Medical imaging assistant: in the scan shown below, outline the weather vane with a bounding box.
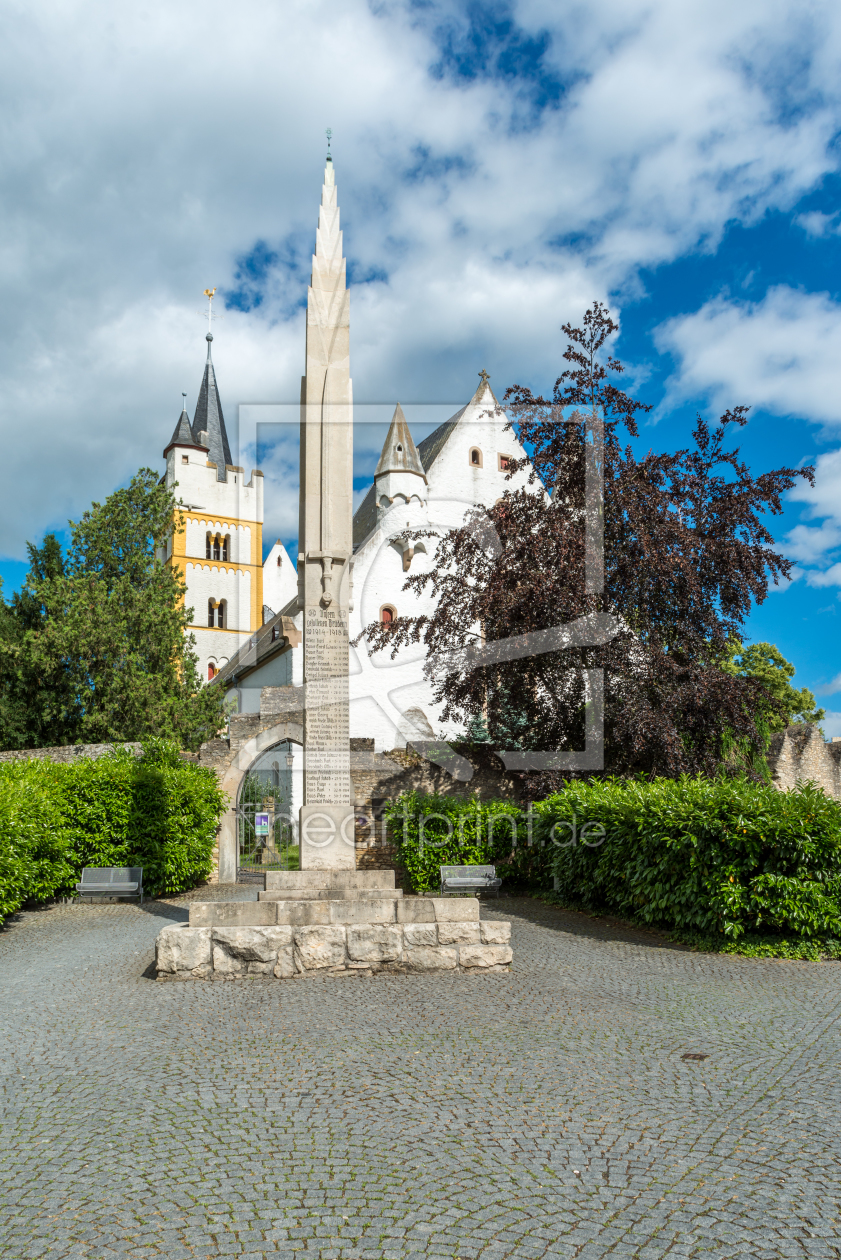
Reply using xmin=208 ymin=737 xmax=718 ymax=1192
xmin=199 ymin=287 xmax=223 ymax=334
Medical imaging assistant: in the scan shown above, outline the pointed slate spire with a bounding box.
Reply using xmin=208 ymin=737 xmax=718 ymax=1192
xmin=191 ymin=333 xmax=232 ymax=480
xmin=375 ymin=403 xmax=427 ymax=480
xmin=163 ymin=399 xmax=203 ymax=457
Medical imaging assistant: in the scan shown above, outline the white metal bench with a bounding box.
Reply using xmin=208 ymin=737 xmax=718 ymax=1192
xmin=439 ymin=864 xmax=502 ymax=898
xmin=75 ymin=867 xmax=144 ymax=904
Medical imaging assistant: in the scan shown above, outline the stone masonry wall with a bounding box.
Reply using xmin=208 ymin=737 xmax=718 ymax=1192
xmin=766 ymin=724 xmax=841 ymax=799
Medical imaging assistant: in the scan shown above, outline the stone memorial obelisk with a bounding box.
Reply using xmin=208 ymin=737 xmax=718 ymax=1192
xmin=298 ymin=142 xmax=355 ymax=870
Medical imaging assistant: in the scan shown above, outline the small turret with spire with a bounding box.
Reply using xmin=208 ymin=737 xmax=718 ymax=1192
xmin=374 ymin=403 xmax=427 ymax=510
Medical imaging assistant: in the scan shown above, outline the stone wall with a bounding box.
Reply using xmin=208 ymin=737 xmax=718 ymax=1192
xmin=766 ymin=724 xmax=841 ymax=799
xmin=0 ymin=742 xmax=142 ymax=764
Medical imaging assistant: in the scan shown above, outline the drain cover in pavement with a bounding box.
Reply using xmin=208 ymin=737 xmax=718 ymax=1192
xmin=681 ymin=1052 xmax=709 ymax=1060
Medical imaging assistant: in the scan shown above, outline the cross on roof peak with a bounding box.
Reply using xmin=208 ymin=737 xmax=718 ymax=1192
xmin=478 ymin=368 xmax=490 ymax=385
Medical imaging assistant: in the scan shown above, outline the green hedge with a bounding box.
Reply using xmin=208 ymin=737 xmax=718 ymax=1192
xmin=386 ymin=779 xmax=841 ymax=948
xmin=536 ymin=776 xmax=841 ymax=940
xmin=0 ymin=740 xmax=226 ymax=920
xmin=384 ymin=792 xmax=551 ymax=892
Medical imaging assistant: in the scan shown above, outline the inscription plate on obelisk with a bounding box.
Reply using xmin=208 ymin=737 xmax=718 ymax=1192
xmin=298 ymin=143 xmax=355 ymax=870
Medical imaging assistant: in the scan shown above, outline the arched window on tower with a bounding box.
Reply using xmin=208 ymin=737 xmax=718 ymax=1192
xmin=380 ymin=605 xmax=396 ymax=626
xmin=207 ymin=662 xmax=217 ymax=681
xmin=206 ymin=532 xmax=212 ymax=560
xmin=470 ymin=447 xmax=483 ymax=467
xmin=222 ymin=534 xmax=230 ymax=562
xmin=217 ymin=600 xmax=226 ymax=630
xmin=212 ymin=535 xmax=221 ymax=562
xmin=207 ymin=600 xmax=215 ymax=627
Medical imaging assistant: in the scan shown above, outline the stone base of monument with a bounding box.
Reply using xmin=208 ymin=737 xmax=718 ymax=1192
xmin=155 ymin=870 xmax=513 ymax=980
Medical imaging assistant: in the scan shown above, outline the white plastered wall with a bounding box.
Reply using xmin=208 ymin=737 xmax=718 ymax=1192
xmin=186 ymin=518 xmax=252 ymax=565
xmin=262 ymin=541 xmax=299 ymax=616
xmin=186 ymin=563 xmax=252 ymax=631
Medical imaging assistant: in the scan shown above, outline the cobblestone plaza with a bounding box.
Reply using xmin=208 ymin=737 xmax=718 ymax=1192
xmin=1 ymin=891 xmax=839 ymax=1259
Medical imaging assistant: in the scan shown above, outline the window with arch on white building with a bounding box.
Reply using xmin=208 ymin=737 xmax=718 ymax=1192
xmin=469 ymin=447 xmax=483 ymax=467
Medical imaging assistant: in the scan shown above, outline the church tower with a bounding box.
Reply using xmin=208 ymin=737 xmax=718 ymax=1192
xmin=163 ymin=312 xmax=264 ymax=682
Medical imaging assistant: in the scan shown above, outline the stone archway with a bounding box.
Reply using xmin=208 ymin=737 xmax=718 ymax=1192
xmin=216 ymin=720 xmax=304 ymax=882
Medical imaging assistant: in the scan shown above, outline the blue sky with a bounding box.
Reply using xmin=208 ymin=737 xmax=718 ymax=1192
xmin=1 ymin=0 xmax=841 ymax=727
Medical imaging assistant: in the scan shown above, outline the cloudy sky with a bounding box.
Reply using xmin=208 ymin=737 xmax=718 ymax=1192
xmin=2 ymin=0 xmax=841 ymax=726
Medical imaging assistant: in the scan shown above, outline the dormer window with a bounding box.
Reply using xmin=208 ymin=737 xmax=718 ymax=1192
xmin=470 ymin=448 xmax=483 ymax=467
xmin=498 ymin=454 xmax=511 ymax=471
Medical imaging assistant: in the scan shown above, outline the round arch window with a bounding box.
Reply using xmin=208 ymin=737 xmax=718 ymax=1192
xmin=469 ymin=447 xmax=483 ymax=467
xmin=380 ymin=605 xmax=396 ymax=625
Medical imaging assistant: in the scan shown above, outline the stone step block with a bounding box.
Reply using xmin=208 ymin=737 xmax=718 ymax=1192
xmin=328 ymin=898 xmax=397 ymax=924
xmin=396 ymin=896 xmax=480 ymax=924
xmin=263 ymin=869 xmax=395 ymax=891
xmin=258 ymin=888 xmax=403 ymax=902
xmin=189 ymin=901 xmax=277 ymax=928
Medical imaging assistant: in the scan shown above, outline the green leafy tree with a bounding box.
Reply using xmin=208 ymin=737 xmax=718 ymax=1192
xmin=0 ymin=469 xmax=225 ymax=751
xmin=722 ymin=641 xmax=824 ymax=731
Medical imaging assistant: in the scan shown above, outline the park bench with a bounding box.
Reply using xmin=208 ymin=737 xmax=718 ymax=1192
xmin=439 ymin=864 xmax=502 ymax=898
xmin=75 ymin=867 xmax=144 ymax=904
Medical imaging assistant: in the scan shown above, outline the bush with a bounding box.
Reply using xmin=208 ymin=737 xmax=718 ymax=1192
xmin=0 ymin=740 xmax=226 ymax=919
xmin=384 ymin=792 xmax=550 ymax=892
xmin=536 ymin=776 xmax=841 ymax=941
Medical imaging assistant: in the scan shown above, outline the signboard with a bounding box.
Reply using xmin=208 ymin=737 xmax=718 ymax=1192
xmin=255 ymin=812 xmax=270 ymax=836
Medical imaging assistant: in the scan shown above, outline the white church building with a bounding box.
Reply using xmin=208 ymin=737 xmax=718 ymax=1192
xmin=162 ymin=152 xmax=532 ymax=764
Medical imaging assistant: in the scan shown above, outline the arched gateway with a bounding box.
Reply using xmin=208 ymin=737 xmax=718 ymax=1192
xmin=216 ymin=721 xmax=304 ymax=882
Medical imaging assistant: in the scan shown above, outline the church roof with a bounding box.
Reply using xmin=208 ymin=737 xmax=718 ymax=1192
xmin=353 ymin=483 xmax=377 ymax=550
xmin=351 ymin=377 xmax=503 ymax=551
xmin=163 ymin=406 xmax=201 ymax=456
xmin=375 ymin=403 xmax=427 ymax=479
xmin=415 ymin=406 xmax=466 ymax=472
xmin=191 ymin=333 xmax=232 ymax=480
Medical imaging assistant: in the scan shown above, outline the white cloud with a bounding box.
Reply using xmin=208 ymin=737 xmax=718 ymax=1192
xmin=819 ymin=711 xmax=841 ymax=739
xmin=796 ymin=210 xmax=841 ymax=237
xmin=784 ymin=519 xmax=841 ymax=564
xmin=655 ymin=287 xmax=841 ymax=427
xmin=803 ymin=563 xmax=841 ymax=587
xmin=2 ymin=0 xmax=841 ymax=556
xmin=822 ymin=673 xmax=841 ymax=694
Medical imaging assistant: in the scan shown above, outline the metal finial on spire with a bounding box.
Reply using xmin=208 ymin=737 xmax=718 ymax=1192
xmin=325 ymin=127 xmax=332 ymax=158
xmin=203 ymin=288 xmax=216 ymax=335
xmin=182 ymin=391 xmax=187 ymax=412
xmin=479 ymin=368 xmax=490 ymax=386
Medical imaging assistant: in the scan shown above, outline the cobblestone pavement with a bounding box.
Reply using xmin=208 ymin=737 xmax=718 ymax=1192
xmin=1 ymin=891 xmax=839 ymax=1260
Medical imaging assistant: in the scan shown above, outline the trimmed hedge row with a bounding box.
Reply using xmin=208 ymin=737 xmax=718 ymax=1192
xmin=386 ymin=777 xmax=841 ymax=943
xmin=538 ymin=776 xmax=841 ymax=940
xmin=0 ymin=740 xmax=226 ymax=920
